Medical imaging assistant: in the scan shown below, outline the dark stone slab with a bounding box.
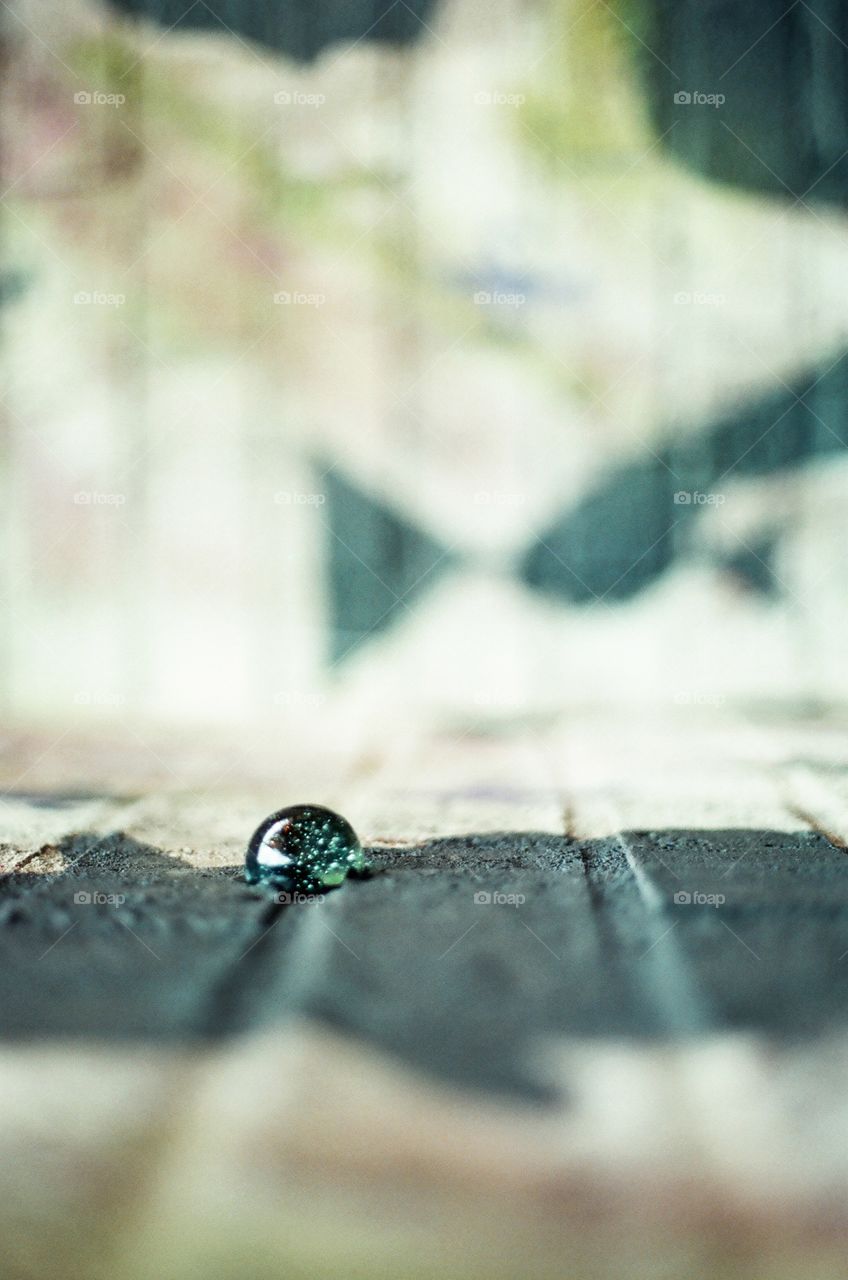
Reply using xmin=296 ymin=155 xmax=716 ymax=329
xmin=3 ymin=827 xmax=848 ymax=1100
xmin=264 ymin=835 xmax=623 ymax=1100
xmin=610 ymin=827 xmax=848 ymax=1036
xmin=0 ymin=834 xmax=269 ymax=1041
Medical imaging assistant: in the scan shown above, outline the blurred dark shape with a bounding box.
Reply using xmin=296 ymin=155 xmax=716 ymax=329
xmin=718 ymin=533 xmax=782 ymax=597
xmin=95 ymin=0 xmax=848 ymax=626
xmin=524 ymin=455 xmax=680 ymax=603
xmin=324 ymin=467 xmax=454 ymax=663
xmin=0 ymin=271 xmax=30 ymax=307
xmin=324 ymin=350 xmax=848 ymax=648
xmin=641 ymin=0 xmax=848 ymax=204
xmin=521 ymin=349 xmax=848 ymax=603
xmin=107 ymin=0 xmax=438 ymax=61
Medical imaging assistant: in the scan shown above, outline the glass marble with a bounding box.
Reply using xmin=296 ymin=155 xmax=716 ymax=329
xmin=244 ymin=804 xmax=369 ymax=894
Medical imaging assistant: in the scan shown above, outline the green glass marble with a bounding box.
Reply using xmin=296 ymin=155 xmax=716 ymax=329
xmin=244 ymin=804 xmax=368 ymax=895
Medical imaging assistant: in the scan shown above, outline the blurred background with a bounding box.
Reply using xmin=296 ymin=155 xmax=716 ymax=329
xmin=3 ymin=0 xmax=848 ymax=753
